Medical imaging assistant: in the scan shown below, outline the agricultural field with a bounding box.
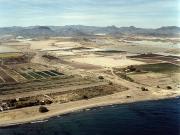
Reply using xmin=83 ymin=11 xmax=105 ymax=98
xmin=129 ymin=54 xmax=180 ymax=65
xmin=0 ymin=53 xmax=23 ymax=59
xmin=0 ymin=35 xmax=179 ymax=113
xmin=131 ymin=63 xmax=180 ymax=74
xmin=126 ymin=63 xmax=180 ymax=90
xmin=0 ymin=63 xmax=65 ymax=84
xmin=0 ymin=69 xmax=16 ymax=83
xmin=0 ymin=61 xmax=109 ymax=104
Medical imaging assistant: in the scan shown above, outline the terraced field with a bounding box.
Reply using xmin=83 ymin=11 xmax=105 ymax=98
xmin=0 ymin=74 xmax=103 ymax=97
xmin=126 ymin=63 xmax=180 ymax=89
xmin=0 ymin=63 xmax=105 ymax=98
xmin=132 ymin=63 xmax=180 ymax=74
xmin=0 ymin=65 xmax=26 ymax=82
xmin=0 ymin=78 xmax=4 ymax=83
xmin=0 ymin=62 xmax=111 ymax=111
xmin=0 ymin=53 xmax=23 ymax=59
xmin=0 ymin=69 xmax=16 ymax=83
xmin=0 ymin=64 xmax=65 ymax=84
xmin=129 ymin=54 xmax=180 ymax=65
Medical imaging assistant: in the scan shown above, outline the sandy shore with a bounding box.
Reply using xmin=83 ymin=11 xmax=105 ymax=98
xmin=0 ymin=87 xmax=179 ymax=127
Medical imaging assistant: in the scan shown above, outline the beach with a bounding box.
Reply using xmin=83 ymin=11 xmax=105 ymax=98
xmin=0 ymin=85 xmax=179 ymax=127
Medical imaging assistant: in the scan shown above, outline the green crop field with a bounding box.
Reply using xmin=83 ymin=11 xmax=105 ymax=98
xmin=0 ymin=53 xmax=23 ymax=58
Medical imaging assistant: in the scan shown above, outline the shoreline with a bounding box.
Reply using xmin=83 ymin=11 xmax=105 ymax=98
xmin=0 ymin=88 xmax=179 ymax=128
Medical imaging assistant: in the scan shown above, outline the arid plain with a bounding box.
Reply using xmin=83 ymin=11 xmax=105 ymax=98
xmin=0 ymin=35 xmax=179 ymax=126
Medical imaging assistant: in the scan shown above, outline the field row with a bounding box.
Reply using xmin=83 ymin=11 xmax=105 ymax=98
xmin=0 ymin=75 xmax=100 ymax=95
xmin=0 ymin=65 xmax=65 ymax=84
xmin=20 ymin=70 xmax=64 ymax=80
xmin=0 ymin=69 xmax=16 ymax=83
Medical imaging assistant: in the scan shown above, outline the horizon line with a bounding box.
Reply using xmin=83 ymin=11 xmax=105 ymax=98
xmin=0 ymin=25 xmax=179 ymax=29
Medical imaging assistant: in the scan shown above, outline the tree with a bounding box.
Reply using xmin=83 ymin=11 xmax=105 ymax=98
xmin=83 ymin=95 xmax=88 ymax=100
xmin=98 ymin=76 xmax=104 ymax=80
xmin=141 ymin=87 xmax=148 ymax=91
xmin=167 ymin=86 xmax=172 ymax=89
xmin=39 ymin=106 xmax=49 ymax=113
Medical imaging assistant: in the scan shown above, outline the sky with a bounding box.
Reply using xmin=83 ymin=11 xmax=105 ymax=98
xmin=0 ymin=0 xmax=179 ymax=28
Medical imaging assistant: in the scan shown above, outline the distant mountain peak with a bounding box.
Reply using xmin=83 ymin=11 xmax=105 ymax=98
xmin=129 ymin=26 xmax=136 ymax=29
xmin=106 ymin=25 xmax=118 ymax=29
xmin=34 ymin=26 xmax=52 ymax=30
xmin=0 ymin=25 xmax=179 ymax=37
xmin=157 ymin=26 xmax=180 ymax=30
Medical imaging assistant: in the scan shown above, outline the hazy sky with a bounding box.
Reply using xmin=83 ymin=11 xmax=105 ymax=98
xmin=0 ymin=0 xmax=179 ymax=28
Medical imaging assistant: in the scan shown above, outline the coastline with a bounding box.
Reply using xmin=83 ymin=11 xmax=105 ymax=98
xmin=0 ymin=88 xmax=179 ymax=127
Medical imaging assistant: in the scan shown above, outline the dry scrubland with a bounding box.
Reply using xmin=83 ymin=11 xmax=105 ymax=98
xmin=0 ymin=36 xmax=179 ymax=126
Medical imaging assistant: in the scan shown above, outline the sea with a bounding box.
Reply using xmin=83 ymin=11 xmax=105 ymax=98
xmin=0 ymin=97 xmax=179 ymax=135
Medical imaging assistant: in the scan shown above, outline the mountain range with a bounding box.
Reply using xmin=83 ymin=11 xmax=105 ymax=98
xmin=0 ymin=25 xmax=179 ymax=38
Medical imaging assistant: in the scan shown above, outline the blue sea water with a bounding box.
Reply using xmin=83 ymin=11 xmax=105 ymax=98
xmin=0 ymin=98 xmax=179 ymax=135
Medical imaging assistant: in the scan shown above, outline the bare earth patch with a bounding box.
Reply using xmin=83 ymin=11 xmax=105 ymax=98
xmin=71 ymin=56 xmax=145 ymax=68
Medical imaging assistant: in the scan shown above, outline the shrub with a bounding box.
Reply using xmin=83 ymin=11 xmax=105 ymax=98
xmin=126 ymin=96 xmax=131 ymax=98
xmin=141 ymin=87 xmax=148 ymax=91
xmin=141 ymin=87 xmax=145 ymax=91
xmin=39 ymin=106 xmax=49 ymax=113
xmin=167 ymin=86 xmax=172 ymax=89
xmin=98 ymin=76 xmax=104 ymax=80
xmin=136 ymin=69 xmax=141 ymax=73
xmin=83 ymin=95 xmax=88 ymax=100
xmin=119 ymin=73 xmax=134 ymax=82
xmin=40 ymin=100 xmax=52 ymax=105
xmin=127 ymin=65 xmax=136 ymax=72
xmin=109 ymin=82 xmax=113 ymax=85
xmin=44 ymin=100 xmax=53 ymax=104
